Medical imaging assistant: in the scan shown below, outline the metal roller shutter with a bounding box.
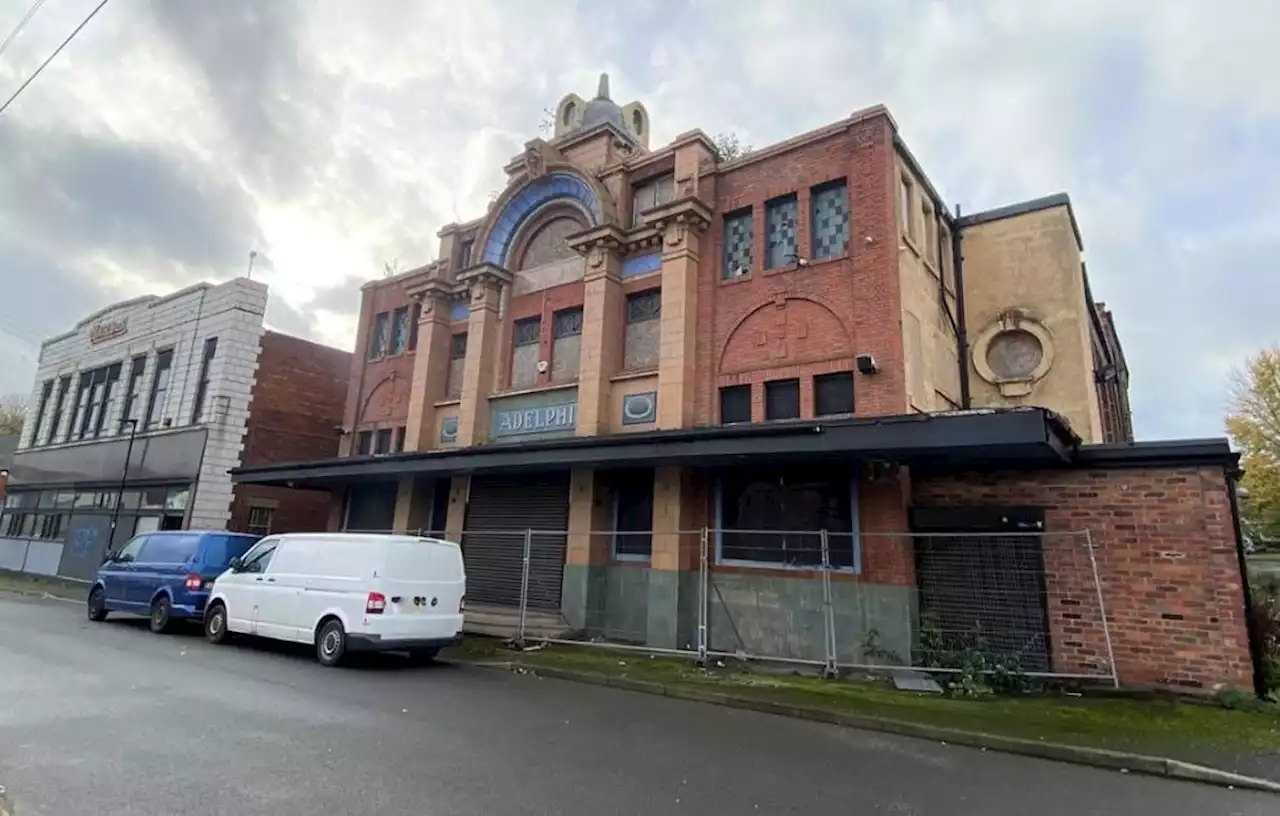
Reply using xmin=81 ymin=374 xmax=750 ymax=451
xmin=462 ymin=474 xmax=570 ymax=610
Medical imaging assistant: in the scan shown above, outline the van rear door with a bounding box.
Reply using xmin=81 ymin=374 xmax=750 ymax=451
xmin=376 ymin=538 xmax=466 ymax=640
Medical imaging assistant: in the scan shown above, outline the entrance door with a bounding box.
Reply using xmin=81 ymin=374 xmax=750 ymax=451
xmin=910 ymin=507 xmax=1052 ymax=673
xmin=462 ymin=474 xmax=569 ymax=609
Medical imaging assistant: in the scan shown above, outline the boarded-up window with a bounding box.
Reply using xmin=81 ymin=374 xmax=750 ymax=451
xmin=624 ymin=289 xmax=661 ymax=370
xmin=904 ymin=311 xmax=927 ymax=409
xmin=631 ymin=174 xmax=674 ymax=227
xmin=446 ymin=333 xmax=467 ymax=398
xmin=551 ymin=307 xmax=583 ymax=383
xmin=511 ymin=317 xmax=541 ymax=389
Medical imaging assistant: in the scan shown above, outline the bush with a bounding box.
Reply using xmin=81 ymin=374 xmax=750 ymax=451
xmin=1251 ymin=577 xmax=1280 ymax=692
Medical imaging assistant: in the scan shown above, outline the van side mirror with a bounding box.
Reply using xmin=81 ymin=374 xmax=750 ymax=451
xmin=228 ymin=556 xmax=243 ymax=572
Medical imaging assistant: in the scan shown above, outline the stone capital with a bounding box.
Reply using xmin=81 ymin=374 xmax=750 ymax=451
xmin=456 ymin=262 xmax=513 ymax=290
xmin=404 ymin=278 xmax=460 ymax=309
xmin=641 ymin=196 xmax=712 ymax=251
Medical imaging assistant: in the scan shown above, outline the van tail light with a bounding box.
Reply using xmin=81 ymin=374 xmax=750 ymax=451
xmin=184 ymin=574 xmax=202 ymax=591
xmin=366 ymin=592 xmax=387 ymax=615
xmin=459 ymin=594 xmax=466 ymax=613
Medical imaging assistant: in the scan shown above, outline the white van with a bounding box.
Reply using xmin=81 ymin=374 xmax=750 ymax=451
xmin=204 ymin=533 xmax=466 ymax=666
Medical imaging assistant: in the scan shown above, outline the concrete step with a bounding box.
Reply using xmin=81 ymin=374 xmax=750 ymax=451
xmin=464 ymin=603 xmax=571 ymax=640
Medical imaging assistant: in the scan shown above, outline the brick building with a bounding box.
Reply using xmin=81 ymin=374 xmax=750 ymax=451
xmin=0 ymin=278 xmax=350 ymax=581
xmin=236 ymin=76 xmax=1257 ymax=693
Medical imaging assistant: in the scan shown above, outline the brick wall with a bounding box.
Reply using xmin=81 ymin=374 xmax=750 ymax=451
xmin=913 ymin=465 xmax=1253 ymax=692
xmin=229 ymin=331 xmax=351 ymax=534
xmin=695 ymin=114 xmax=905 ymax=427
xmin=343 ymin=273 xmax=430 ymax=450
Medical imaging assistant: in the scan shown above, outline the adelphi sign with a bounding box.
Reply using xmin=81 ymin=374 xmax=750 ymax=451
xmin=89 ymin=318 xmax=128 ymax=344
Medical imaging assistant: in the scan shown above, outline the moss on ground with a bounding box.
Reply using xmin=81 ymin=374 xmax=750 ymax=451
xmin=443 ymin=637 xmax=1280 ymax=774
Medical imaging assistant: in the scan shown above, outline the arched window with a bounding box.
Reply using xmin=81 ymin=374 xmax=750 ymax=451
xmin=516 ymin=216 xmax=583 ymax=270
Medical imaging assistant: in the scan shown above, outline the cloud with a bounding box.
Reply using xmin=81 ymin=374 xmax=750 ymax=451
xmin=0 ymin=0 xmax=1275 ymax=442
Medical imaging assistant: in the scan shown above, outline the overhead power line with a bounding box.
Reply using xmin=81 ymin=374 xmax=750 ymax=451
xmin=0 ymin=0 xmax=51 ymax=61
xmin=0 ymin=0 xmax=112 ymax=118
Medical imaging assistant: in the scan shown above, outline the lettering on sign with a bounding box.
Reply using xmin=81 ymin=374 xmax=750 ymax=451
xmin=492 ymin=402 xmax=577 ymax=438
xmin=89 ymin=318 xmax=128 ymax=344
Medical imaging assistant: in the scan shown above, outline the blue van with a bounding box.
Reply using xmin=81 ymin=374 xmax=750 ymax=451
xmin=87 ymin=530 xmax=261 ymax=633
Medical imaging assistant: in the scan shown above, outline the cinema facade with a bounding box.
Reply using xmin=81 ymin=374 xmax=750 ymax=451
xmin=235 ymin=76 xmax=1258 ymax=693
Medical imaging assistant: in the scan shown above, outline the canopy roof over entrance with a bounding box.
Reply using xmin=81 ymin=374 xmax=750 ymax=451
xmin=230 ymin=407 xmax=1238 ymax=491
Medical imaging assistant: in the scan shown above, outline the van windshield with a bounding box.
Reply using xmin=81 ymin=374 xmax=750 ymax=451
xmin=199 ymin=534 xmax=261 ymax=568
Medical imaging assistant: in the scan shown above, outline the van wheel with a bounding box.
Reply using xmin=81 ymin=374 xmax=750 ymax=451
xmin=149 ymin=596 xmax=172 ymax=634
xmin=87 ymin=587 xmax=108 ymax=622
xmin=205 ymin=602 xmax=230 ymax=645
xmin=316 ymin=619 xmax=347 ymax=667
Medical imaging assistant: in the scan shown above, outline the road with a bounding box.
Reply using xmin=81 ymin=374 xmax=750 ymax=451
xmin=0 ymin=594 xmax=1272 ymax=816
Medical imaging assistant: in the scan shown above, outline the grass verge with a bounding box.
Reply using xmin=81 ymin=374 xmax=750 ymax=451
xmin=0 ymin=569 xmax=88 ymax=601
xmin=443 ymin=637 xmax=1280 ymax=779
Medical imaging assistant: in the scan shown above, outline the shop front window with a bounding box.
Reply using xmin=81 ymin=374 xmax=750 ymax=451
xmin=717 ymin=468 xmax=858 ymax=570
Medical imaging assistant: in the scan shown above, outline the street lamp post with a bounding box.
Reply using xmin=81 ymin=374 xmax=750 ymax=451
xmin=108 ymin=419 xmax=139 ymax=552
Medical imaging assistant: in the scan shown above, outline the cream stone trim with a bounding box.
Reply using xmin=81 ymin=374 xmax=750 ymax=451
xmin=972 ymin=310 xmax=1055 ymax=398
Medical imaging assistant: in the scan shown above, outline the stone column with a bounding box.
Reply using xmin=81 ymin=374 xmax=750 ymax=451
xmin=647 ymin=466 xmax=705 ymax=648
xmin=454 ymin=264 xmax=512 ymax=447
xmin=392 ymin=477 xmax=434 ymax=533
xmin=403 ymin=282 xmax=457 ymax=452
xmin=444 ymin=475 xmax=469 ymax=542
xmin=562 ymin=469 xmax=614 ymax=631
xmin=570 ymin=229 xmax=626 ymax=436
xmin=644 ymin=201 xmax=711 ymax=430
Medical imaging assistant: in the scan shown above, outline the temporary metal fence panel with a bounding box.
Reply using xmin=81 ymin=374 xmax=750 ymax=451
xmin=502 ymin=526 xmax=1117 ymax=686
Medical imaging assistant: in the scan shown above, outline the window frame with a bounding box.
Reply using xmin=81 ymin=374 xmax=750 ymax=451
xmin=713 ymin=475 xmax=862 ymax=573
xmin=120 ymin=355 xmax=147 ymax=432
xmin=29 ymin=380 xmax=53 ymax=448
xmin=246 ymin=505 xmax=273 ymax=536
xmin=374 ymin=428 xmax=393 ymax=455
xmin=356 ymin=430 xmax=373 ymax=456
xmin=764 ymin=378 xmax=801 ymax=421
xmin=764 ymin=193 xmax=799 ymax=270
xmin=814 ymin=371 xmax=855 ymax=417
xmin=144 ymin=348 xmax=175 ymax=430
xmin=190 ymin=337 xmax=219 ymax=423
xmin=623 ymin=288 xmax=662 ymax=371
xmin=809 ymin=178 xmax=850 ymax=261
xmin=390 ymin=307 xmax=410 ymax=356
xmin=46 ymin=375 xmax=71 ymax=446
xmin=899 ymin=175 xmax=916 ymax=241
xmin=721 ymin=207 xmax=754 ymax=281
xmin=719 ymin=384 xmax=752 ymax=425
xmin=612 ymin=470 xmax=655 ymax=562
xmin=630 ymin=173 xmax=675 ymax=228
xmin=367 ymin=312 xmax=391 ymax=361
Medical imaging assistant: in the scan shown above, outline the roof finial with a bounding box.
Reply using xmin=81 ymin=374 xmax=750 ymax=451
xmin=596 ymin=72 xmax=610 ymax=100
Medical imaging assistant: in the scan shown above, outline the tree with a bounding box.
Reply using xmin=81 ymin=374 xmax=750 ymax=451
xmin=0 ymin=394 xmax=25 ymax=437
xmin=1227 ymin=349 xmax=1280 ymax=545
xmin=711 ymin=131 xmax=752 ymax=162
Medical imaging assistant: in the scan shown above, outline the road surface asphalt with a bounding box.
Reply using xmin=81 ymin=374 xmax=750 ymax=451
xmin=0 ymin=592 xmax=1273 ymax=815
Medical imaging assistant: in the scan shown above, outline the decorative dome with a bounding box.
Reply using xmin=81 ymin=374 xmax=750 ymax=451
xmin=552 ymin=72 xmax=650 ymax=149
xmin=580 ymin=74 xmax=627 ymax=132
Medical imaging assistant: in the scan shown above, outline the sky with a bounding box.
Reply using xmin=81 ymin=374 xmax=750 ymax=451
xmin=0 ymin=0 xmax=1276 ymax=441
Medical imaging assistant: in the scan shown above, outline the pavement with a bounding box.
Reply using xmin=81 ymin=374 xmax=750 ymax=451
xmin=0 ymin=595 xmax=1274 ymax=816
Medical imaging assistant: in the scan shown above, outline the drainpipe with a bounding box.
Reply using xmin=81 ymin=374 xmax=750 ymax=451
xmin=952 ymin=204 xmax=971 ymax=408
xmin=1227 ymin=467 xmax=1269 ymax=698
